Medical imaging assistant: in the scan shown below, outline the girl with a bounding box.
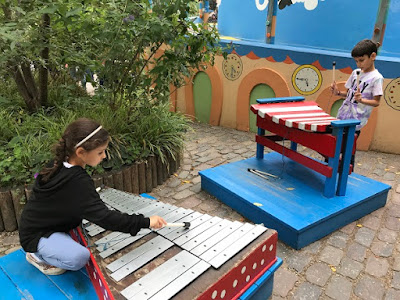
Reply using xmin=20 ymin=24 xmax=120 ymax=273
xmin=19 ymin=118 xmax=166 ymax=275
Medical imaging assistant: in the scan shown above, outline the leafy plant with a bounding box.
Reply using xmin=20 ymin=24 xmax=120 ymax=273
xmin=0 ymin=0 xmax=218 ymax=188
xmin=1 ymin=0 xmax=220 ymax=112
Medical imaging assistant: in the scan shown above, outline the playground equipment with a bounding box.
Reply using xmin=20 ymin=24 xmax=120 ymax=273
xmin=176 ymin=0 xmax=400 ymax=154
xmin=195 ymin=0 xmax=393 ymax=249
xmin=0 ymin=190 xmax=281 ymax=299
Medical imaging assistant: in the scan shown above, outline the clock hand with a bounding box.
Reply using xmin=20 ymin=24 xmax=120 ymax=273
xmin=297 ymin=78 xmax=309 ymax=86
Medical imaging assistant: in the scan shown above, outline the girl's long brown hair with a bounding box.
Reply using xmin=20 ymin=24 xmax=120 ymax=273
xmin=39 ymin=118 xmax=109 ymax=182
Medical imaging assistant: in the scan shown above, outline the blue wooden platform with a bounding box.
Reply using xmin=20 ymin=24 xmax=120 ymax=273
xmin=199 ymin=152 xmax=391 ymax=249
xmin=0 ymin=248 xmax=97 ymax=300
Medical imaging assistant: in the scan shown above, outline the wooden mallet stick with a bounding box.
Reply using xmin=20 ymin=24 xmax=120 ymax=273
xmin=166 ymin=222 xmax=191 ymax=229
xmin=356 ymin=70 xmax=361 ymax=90
xmin=332 ymin=61 xmax=336 ymax=83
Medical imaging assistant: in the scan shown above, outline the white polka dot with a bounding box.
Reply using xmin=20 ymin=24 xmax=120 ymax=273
xmin=269 ymin=244 xmax=274 ymax=251
xmin=212 ymin=290 xmax=218 ymax=299
xmin=93 ymin=272 xmax=97 ymax=279
xmin=221 ymin=290 xmax=226 ymax=298
xmin=246 ymin=275 xmax=250 ymax=282
xmin=253 ymin=263 xmax=257 ymax=269
xmin=233 ymin=279 xmax=238 ymax=288
xmin=261 ymin=259 xmax=265 ymax=265
xmin=99 ymin=279 xmax=102 ymax=287
xmin=262 ymin=245 xmax=266 ymax=252
xmin=241 ymin=266 xmax=246 ymax=274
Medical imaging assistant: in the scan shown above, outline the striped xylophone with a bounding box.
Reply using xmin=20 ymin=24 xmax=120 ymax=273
xmin=251 ymin=96 xmax=360 ymax=198
xmin=255 ymin=100 xmax=337 ymax=132
xmin=72 ymin=188 xmax=279 ymax=300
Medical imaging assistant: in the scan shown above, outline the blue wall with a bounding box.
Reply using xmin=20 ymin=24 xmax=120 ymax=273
xmin=380 ymin=0 xmax=400 ymax=58
xmin=218 ymin=0 xmax=268 ymax=42
xmin=274 ymin=0 xmax=380 ymax=53
xmin=218 ymin=0 xmax=400 ymax=59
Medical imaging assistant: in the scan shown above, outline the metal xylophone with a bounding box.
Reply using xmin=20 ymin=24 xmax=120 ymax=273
xmin=73 ymin=188 xmax=278 ymax=300
xmin=251 ymin=96 xmax=360 ymax=198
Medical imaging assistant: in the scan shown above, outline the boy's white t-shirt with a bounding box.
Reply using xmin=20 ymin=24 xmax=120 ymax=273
xmin=336 ymin=68 xmax=383 ymax=130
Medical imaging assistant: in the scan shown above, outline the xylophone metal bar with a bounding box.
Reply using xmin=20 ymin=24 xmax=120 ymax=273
xmin=163 ymin=214 xmax=214 ymax=240
xmin=173 ymin=216 xmax=224 ymax=246
xmin=109 ymin=236 xmax=174 ymax=281
xmin=190 ymin=220 xmax=243 ymax=256
xmin=120 ymin=250 xmax=210 ymax=300
xmin=96 ymin=207 xmax=193 ymax=257
xmin=181 ymin=219 xmax=233 ymax=251
xmin=207 ymin=224 xmax=267 ymax=268
xmin=94 ymin=205 xmax=184 ymax=253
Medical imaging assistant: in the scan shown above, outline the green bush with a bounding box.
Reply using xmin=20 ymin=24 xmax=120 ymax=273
xmin=0 ymin=79 xmax=190 ymax=188
xmin=0 ymin=0 xmax=217 ymax=188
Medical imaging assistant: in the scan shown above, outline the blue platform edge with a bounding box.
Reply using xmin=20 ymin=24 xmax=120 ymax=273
xmin=0 ymin=248 xmax=97 ymax=300
xmin=239 ymin=257 xmax=282 ymax=300
xmin=200 ymin=153 xmax=391 ymax=249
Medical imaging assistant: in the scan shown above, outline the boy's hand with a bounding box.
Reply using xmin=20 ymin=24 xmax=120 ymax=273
xmin=330 ymin=81 xmax=338 ymax=95
xmin=149 ymin=215 xmax=167 ymax=229
xmin=354 ymin=91 xmax=362 ymax=103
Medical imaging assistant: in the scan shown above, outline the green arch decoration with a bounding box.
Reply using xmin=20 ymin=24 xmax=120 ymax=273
xmin=249 ymin=84 xmax=275 ymax=133
xmin=193 ymin=71 xmax=212 ymax=123
xmin=330 ymin=99 xmax=344 ymax=117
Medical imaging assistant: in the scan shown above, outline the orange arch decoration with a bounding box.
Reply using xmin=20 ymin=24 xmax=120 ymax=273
xmin=316 ymin=82 xmax=378 ymax=151
xmin=185 ymin=65 xmax=223 ymax=125
xmin=236 ymin=68 xmax=290 ymax=131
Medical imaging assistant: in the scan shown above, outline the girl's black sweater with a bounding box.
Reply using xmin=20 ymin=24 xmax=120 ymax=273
xmin=19 ymin=164 xmax=150 ymax=253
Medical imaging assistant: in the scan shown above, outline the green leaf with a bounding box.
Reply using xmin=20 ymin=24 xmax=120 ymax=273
xmin=40 ymin=6 xmax=58 ymax=14
xmin=10 ymin=41 xmax=16 ymax=50
xmin=66 ymin=7 xmax=82 ymax=18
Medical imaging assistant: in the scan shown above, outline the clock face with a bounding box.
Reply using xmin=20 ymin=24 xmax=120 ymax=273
xmin=222 ymin=53 xmax=243 ymax=81
xmin=292 ymin=64 xmax=322 ymax=95
xmin=384 ymin=77 xmax=400 ymax=111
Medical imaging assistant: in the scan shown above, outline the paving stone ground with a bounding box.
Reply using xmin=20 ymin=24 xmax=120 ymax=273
xmin=1 ymin=122 xmax=400 ymax=299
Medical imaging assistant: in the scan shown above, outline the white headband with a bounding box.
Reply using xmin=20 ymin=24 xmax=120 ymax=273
xmin=75 ymin=126 xmax=102 ymax=148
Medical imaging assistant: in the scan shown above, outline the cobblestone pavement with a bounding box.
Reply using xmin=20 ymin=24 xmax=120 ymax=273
xmin=2 ymin=122 xmax=400 ymax=299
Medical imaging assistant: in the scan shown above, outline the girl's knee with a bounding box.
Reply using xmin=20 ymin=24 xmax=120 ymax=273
xmin=67 ymin=248 xmax=90 ymax=271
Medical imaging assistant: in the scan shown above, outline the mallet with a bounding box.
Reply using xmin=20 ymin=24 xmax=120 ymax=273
xmin=356 ymin=70 xmax=361 ymax=90
xmin=166 ymin=222 xmax=191 ymax=229
xmin=332 ymin=61 xmax=336 ymax=83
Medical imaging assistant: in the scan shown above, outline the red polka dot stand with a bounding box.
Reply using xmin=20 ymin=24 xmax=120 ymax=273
xmin=71 ymin=228 xmax=115 ymax=300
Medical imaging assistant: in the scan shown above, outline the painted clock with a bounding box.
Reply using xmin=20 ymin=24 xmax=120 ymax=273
xmin=292 ymin=64 xmax=322 ymax=95
xmin=222 ymin=53 xmax=243 ymax=81
xmin=384 ymin=77 xmax=400 ymax=111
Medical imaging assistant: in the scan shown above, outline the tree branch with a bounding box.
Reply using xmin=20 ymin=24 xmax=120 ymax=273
xmin=20 ymin=63 xmax=39 ymax=101
xmin=12 ymin=66 xmax=39 ymax=112
xmin=39 ymin=13 xmax=50 ymax=106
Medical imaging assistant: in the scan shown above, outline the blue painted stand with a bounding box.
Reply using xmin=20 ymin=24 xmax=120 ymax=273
xmin=254 ymin=96 xmax=360 ymax=198
xmin=0 ymin=249 xmax=97 ymax=300
xmin=199 ymin=153 xmax=390 ymax=249
xmin=240 ymin=257 xmax=282 ymax=300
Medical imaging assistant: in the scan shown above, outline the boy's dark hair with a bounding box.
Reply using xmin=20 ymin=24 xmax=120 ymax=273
xmin=351 ymin=39 xmax=378 ymax=58
xmin=40 ymin=118 xmax=109 ymax=182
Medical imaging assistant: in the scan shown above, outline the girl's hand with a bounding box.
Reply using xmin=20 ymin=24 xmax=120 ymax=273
xmin=149 ymin=216 xmax=167 ymax=229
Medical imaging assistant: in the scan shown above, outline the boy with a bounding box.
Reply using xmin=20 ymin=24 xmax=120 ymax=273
xmin=331 ymin=39 xmax=383 ymax=166
xmin=331 ymin=39 xmax=383 ymax=129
